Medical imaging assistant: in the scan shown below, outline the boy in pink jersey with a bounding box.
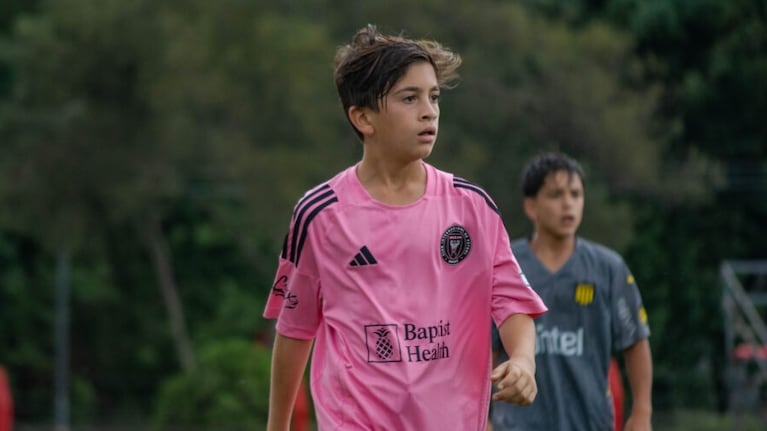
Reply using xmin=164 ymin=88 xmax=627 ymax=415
xmin=263 ymin=24 xmax=547 ymax=431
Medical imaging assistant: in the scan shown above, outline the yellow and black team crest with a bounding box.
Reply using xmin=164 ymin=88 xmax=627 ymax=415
xmin=574 ymin=283 xmax=595 ymax=305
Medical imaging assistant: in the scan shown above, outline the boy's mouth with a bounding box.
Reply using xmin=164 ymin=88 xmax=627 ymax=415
xmin=419 ymin=127 xmax=436 ymax=136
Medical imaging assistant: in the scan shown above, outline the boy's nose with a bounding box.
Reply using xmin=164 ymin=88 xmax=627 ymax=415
xmin=421 ymin=104 xmax=438 ymax=120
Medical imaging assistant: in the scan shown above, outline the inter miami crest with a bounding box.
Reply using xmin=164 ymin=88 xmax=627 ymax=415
xmin=440 ymin=225 xmax=471 ymax=264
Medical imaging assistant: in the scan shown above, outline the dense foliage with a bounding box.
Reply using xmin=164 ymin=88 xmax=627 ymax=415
xmin=0 ymin=0 xmax=764 ymax=426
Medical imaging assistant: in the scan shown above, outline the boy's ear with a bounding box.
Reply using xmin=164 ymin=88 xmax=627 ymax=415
xmin=523 ymin=197 xmax=537 ymax=222
xmin=348 ymin=106 xmax=374 ymax=136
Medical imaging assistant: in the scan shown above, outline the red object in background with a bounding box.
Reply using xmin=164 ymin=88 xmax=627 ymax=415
xmin=257 ymin=330 xmax=310 ymax=431
xmin=609 ymin=359 xmax=624 ymax=431
xmin=292 ymin=378 xmax=310 ymax=431
xmin=733 ymin=343 xmax=767 ymax=361
xmin=0 ymin=366 xmax=13 ymax=431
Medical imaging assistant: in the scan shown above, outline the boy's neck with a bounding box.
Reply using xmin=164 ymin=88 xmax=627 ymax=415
xmin=356 ymin=159 xmax=426 ymax=205
xmin=528 ymin=232 xmax=576 ymax=273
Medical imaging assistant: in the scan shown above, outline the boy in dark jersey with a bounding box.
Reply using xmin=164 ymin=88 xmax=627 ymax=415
xmin=264 ymin=25 xmax=547 ymax=431
xmin=491 ymin=152 xmax=653 ymax=431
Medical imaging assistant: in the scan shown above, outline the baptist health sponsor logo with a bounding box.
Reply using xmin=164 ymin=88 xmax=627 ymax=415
xmin=365 ymin=320 xmax=451 ymax=363
xmin=536 ymin=324 xmax=584 ymax=357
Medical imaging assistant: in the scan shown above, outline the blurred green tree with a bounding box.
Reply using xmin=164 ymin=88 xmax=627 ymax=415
xmin=152 ymin=339 xmax=271 ymax=431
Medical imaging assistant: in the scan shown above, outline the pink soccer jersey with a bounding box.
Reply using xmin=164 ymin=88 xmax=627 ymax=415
xmin=264 ymin=162 xmax=547 ymax=430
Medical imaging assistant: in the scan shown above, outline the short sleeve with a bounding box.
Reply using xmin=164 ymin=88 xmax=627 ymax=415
xmin=610 ymin=263 xmax=651 ymax=351
xmin=263 ymin=256 xmax=322 ymax=340
xmin=490 ymin=217 xmax=547 ymax=327
xmin=262 ymin=205 xmax=327 ymax=340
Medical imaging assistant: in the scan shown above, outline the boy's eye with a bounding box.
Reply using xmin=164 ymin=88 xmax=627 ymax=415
xmin=403 ymin=95 xmax=416 ymax=102
xmin=431 ymin=94 xmax=440 ymax=102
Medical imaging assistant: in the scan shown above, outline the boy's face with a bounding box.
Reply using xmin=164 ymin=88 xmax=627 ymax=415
xmin=524 ymin=170 xmax=584 ymax=240
xmin=366 ymin=61 xmax=440 ymax=161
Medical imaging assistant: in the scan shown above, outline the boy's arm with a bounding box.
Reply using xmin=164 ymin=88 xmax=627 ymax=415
xmin=491 ymin=313 xmax=537 ymax=405
xmin=623 ymin=338 xmax=653 ymax=431
xmin=267 ymin=333 xmax=313 ymax=431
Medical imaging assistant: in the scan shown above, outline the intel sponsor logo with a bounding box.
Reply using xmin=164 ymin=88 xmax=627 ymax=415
xmin=536 ymin=325 xmax=584 ymax=357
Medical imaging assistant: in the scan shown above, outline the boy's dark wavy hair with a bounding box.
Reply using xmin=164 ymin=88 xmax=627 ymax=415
xmin=333 ymin=24 xmax=462 ymax=140
xmin=521 ymin=152 xmax=586 ymax=197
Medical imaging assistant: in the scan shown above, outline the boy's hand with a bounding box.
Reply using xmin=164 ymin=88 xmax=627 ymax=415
xmin=490 ymin=359 xmax=537 ymax=406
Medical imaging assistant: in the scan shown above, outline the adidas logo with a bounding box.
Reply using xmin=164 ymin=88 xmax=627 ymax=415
xmin=350 ymin=246 xmax=377 ymax=266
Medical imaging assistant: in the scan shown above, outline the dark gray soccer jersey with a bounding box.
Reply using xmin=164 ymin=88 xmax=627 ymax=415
xmin=492 ymin=238 xmax=650 ymax=431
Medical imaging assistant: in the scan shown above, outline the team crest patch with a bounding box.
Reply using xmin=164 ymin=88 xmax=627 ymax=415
xmin=440 ymin=225 xmax=471 ymax=264
xmin=574 ymin=283 xmax=595 ymax=305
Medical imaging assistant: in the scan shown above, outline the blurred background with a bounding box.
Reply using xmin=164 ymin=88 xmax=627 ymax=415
xmin=0 ymin=0 xmax=765 ymax=430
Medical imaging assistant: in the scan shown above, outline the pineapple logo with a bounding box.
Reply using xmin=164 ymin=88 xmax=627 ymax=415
xmin=375 ymin=328 xmax=394 ymax=359
xmin=365 ymin=324 xmax=402 ymax=363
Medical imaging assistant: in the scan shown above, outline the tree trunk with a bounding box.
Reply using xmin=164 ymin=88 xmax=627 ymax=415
xmin=53 ymin=247 xmax=70 ymax=431
xmin=144 ymin=215 xmax=196 ymax=371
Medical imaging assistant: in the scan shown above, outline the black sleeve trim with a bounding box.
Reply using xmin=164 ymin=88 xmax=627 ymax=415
xmin=453 ymin=177 xmax=500 ymax=214
xmin=285 ymin=184 xmax=338 ymax=266
xmin=294 ymin=196 xmax=338 ymax=267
